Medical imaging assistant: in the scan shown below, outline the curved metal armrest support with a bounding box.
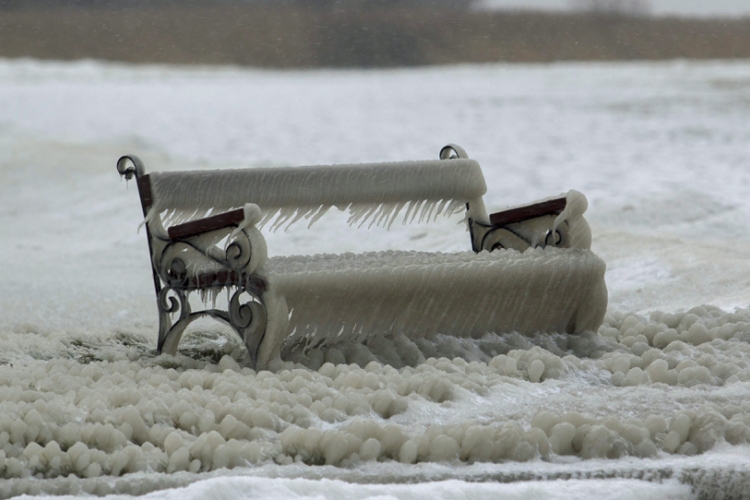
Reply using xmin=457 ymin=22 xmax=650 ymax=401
xmin=116 ymin=155 xmax=145 ymax=181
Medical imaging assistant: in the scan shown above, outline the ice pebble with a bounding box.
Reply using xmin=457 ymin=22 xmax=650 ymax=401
xmin=670 ymin=413 xmax=693 ymax=442
xmin=460 ymin=425 xmax=490 ymax=461
xmin=163 ymin=431 xmax=186 ymax=457
xmin=623 ymin=367 xmax=646 ymax=386
xmin=635 ymin=439 xmax=658 ymax=458
xmin=653 ymin=329 xmax=679 ymax=348
xmin=725 ymin=420 xmax=750 ymax=445
xmin=611 ymin=356 xmax=630 ymax=374
xmin=621 ymin=424 xmax=649 ymax=446
xmin=509 ymin=439 xmax=537 ymax=462
xmin=531 ymin=411 xmax=559 ymax=436
xmin=398 ymin=439 xmax=418 ymax=464
xmin=645 ymin=359 xmax=670 ymax=384
xmin=684 ymin=323 xmax=712 ymax=345
xmin=528 ymin=360 xmax=545 ymax=383
xmin=645 ymin=415 xmax=668 ymax=438
xmin=690 ymin=411 xmax=727 ymax=452
xmin=358 ymin=438 xmax=381 ymax=461
xmin=580 ymin=425 xmax=627 ymax=459
xmin=168 ymin=446 xmax=191 ymax=472
xmin=428 ymin=435 xmax=459 ymax=462
xmin=503 ymin=357 xmax=518 ymax=375
xmin=381 ymin=425 xmax=407 ymax=458
xmin=83 ymin=462 xmax=101 ymax=478
xmin=322 ymin=432 xmax=349 ymax=465
xmin=677 ymin=366 xmax=712 ymax=386
xmin=549 ymin=422 xmax=576 ymax=455
xmin=630 ymin=341 xmax=650 ymax=357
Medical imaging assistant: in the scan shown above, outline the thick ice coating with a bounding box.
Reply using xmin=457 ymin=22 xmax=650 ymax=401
xmin=147 ymin=159 xmax=487 ymax=229
xmin=265 ymin=247 xmax=608 ymax=353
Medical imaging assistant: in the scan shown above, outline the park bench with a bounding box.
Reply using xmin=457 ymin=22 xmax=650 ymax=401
xmin=117 ymin=144 xmax=607 ymax=370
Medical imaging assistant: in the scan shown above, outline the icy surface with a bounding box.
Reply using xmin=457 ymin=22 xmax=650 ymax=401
xmin=269 ymin=248 xmax=606 ymax=351
xmin=147 ymin=159 xmax=485 ymax=230
xmin=2 ymin=58 xmax=750 ymax=498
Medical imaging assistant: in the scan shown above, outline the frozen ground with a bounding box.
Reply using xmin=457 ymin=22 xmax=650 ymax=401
xmin=1 ymin=58 xmax=750 ymax=498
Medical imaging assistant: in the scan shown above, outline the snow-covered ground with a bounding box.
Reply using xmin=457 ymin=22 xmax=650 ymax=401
xmin=1 ymin=58 xmax=750 ymax=498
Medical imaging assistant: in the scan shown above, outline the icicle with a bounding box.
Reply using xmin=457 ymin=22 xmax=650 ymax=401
xmin=372 ymin=203 xmax=396 ymax=229
xmin=283 ymin=206 xmax=317 ymax=231
xmin=306 ymin=205 xmax=331 ymax=228
xmin=228 ymin=203 xmax=263 ymax=242
xmin=409 ymin=200 xmax=425 ymax=224
xmin=145 ymin=158 xmax=488 ymax=231
xmin=386 ymin=202 xmax=406 ymax=230
xmin=401 ymin=200 xmax=417 ymax=226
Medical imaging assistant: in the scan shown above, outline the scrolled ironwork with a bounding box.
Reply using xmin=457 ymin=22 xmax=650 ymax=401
xmin=548 ymin=221 xmax=569 ymax=247
xmin=474 ymin=217 xmax=570 ymax=253
xmin=156 ymin=226 xmax=254 ymax=287
xmin=224 ymin=228 xmax=253 ymax=271
xmin=228 ymin=287 xmax=268 ymax=366
xmin=158 ymin=286 xmax=189 ymax=317
xmin=439 ymin=143 xmax=469 ymax=160
xmin=155 ymin=240 xmax=192 ymax=286
xmin=116 ymin=155 xmax=145 ymax=180
xmin=229 ymin=287 xmax=263 ymax=329
xmin=157 ymin=286 xmax=192 ymax=353
xmin=481 ymin=226 xmax=531 ymax=252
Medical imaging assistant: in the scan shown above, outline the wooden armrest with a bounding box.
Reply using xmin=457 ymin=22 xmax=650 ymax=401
xmin=168 ymin=208 xmax=245 ymax=240
xmin=489 ymin=196 xmax=567 ymax=227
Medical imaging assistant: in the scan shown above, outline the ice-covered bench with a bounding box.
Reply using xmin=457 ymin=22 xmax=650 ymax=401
xmin=117 ymin=145 xmax=607 ymax=369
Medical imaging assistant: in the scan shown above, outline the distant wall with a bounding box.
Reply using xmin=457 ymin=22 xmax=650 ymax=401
xmin=1 ymin=5 xmax=749 ymax=67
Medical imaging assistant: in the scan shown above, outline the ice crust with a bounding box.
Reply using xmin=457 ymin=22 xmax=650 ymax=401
xmin=147 ymin=159 xmax=486 ymax=230
xmin=3 ymin=304 xmax=750 ymax=496
xmin=267 ymin=247 xmax=608 ymax=351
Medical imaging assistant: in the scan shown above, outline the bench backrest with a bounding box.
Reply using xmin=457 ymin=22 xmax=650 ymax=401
xmin=141 ymin=158 xmax=487 ymax=231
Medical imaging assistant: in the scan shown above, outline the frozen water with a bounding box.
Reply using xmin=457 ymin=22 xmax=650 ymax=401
xmin=146 ymin=158 xmax=484 ymax=230
xmin=1 ymin=58 xmax=750 ymax=498
xmin=270 ymin=248 xmax=607 ymax=353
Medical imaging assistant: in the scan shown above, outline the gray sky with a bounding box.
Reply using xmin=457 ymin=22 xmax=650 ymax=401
xmin=477 ymin=0 xmax=750 ymax=17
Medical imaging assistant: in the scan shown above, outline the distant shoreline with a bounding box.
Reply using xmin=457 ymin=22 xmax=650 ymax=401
xmin=1 ymin=6 xmax=749 ymax=67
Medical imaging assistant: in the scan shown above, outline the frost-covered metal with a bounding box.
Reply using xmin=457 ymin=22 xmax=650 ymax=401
xmin=117 ymin=145 xmax=607 ymax=370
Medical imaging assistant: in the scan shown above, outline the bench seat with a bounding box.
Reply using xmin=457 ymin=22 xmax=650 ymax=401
xmin=266 ymin=248 xmax=607 ymax=353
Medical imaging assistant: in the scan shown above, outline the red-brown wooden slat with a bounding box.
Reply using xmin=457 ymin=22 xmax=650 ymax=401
xmin=489 ymin=197 xmax=567 ymax=227
xmin=168 ymin=208 xmax=245 ymax=240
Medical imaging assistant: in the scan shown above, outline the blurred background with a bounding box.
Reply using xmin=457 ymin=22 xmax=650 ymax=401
xmin=1 ymin=0 xmax=749 ymax=68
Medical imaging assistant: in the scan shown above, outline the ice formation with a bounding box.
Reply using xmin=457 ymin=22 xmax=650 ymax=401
xmin=146 ymin=159 xmax=487 ymax=230
xmin=2 ymin=304 xmax=750 ymax=497
xmin=553 ymin=190 xmax=592 ymax=250
xmin=266 ymin=247 xmax=608 ymax=353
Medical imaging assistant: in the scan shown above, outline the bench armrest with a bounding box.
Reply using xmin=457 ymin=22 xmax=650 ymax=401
xmin=489 ymin=196 xmax=567 ymax=227
xmin=167 ymin=208 xmax=245 ymax=240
